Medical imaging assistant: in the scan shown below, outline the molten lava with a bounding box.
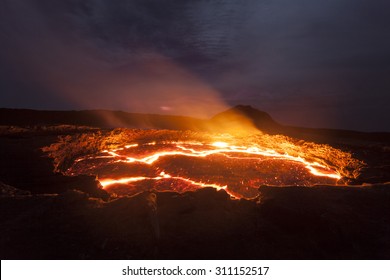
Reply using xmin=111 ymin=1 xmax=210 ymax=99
xmin=66 ymin=140 xmax=344 ymax=199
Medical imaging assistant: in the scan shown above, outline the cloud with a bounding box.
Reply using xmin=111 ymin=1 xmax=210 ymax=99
xmin=0 ymin=0 xmax=389 ymax=130
xmin=0 ymin=0 xmax=227 ymax=117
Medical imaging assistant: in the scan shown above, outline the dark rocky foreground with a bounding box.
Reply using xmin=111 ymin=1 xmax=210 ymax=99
xmin=1 ymin=185 xmax=389 ymax=259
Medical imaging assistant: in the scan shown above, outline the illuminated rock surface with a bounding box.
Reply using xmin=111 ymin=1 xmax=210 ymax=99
xmin=0 ymin=117 xmax=389 ymax=259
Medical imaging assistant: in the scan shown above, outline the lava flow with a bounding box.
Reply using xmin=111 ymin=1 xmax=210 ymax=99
xmin=66 ymin=140 xmax=343 ymax=199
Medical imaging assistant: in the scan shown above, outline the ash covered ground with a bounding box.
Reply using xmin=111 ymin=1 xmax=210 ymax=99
xmin=0 ymin=121 xmax=389 ymax=259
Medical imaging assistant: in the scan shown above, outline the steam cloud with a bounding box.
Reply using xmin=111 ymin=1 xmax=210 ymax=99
xmin=0 ymin=0 xmax=389 ymax=130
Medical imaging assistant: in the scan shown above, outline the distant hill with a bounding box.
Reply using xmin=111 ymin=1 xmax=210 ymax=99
xmin=212 ymin=105 xmax=277 ymax=125
xmin=209 ymin=105 xmax=282 ymax=134
xmin=0 ymin=105 xmax=283 ymax=134
xmin=210 ymin=105 xmax=389 ymax=143
xmin=0 ymin=106 xmax=389 ymax=143
xmin=0 ymin=108 xmax=206 ymax=130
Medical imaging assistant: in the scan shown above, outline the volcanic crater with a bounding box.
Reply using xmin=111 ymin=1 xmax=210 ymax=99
xmin=1 ymin=107 xmax=389 ymax=259
xmin=44 ymin=128 xmax=362 ymax=199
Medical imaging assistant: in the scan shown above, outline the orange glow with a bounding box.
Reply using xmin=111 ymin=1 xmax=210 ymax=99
xmin=66 ymin=139 xmax=348 ymax=199
xmin=38 ymin=128 xmax=364 ymax=199
xmin=88 ymin=141 xmax=342 ymax=180
xmin=212 ymin=141 xmax=229 ymax=148
xmin=100 ymin=171 xmax=231 ymax=195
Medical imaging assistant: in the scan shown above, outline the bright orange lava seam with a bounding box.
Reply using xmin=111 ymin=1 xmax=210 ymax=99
xmin=91 ymin=141 xmax=341 ymax=198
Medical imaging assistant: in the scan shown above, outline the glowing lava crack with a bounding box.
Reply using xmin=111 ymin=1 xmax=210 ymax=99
xmin=66 ymin=141 xmax=343 ymax=199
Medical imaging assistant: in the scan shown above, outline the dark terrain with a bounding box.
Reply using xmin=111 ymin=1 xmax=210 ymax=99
xmin=0 ymin=106 xmax=389 ymax=259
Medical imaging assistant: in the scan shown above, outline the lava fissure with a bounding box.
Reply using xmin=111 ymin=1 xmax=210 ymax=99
xmin=41 ymin=129 xmax=363 ymax=199
xmin=65 ymin=140 xmax=346 ymax=199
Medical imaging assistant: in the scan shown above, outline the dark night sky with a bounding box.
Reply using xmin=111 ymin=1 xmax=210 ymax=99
xmin=0 ymin=0 xmax=389 ymax=131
